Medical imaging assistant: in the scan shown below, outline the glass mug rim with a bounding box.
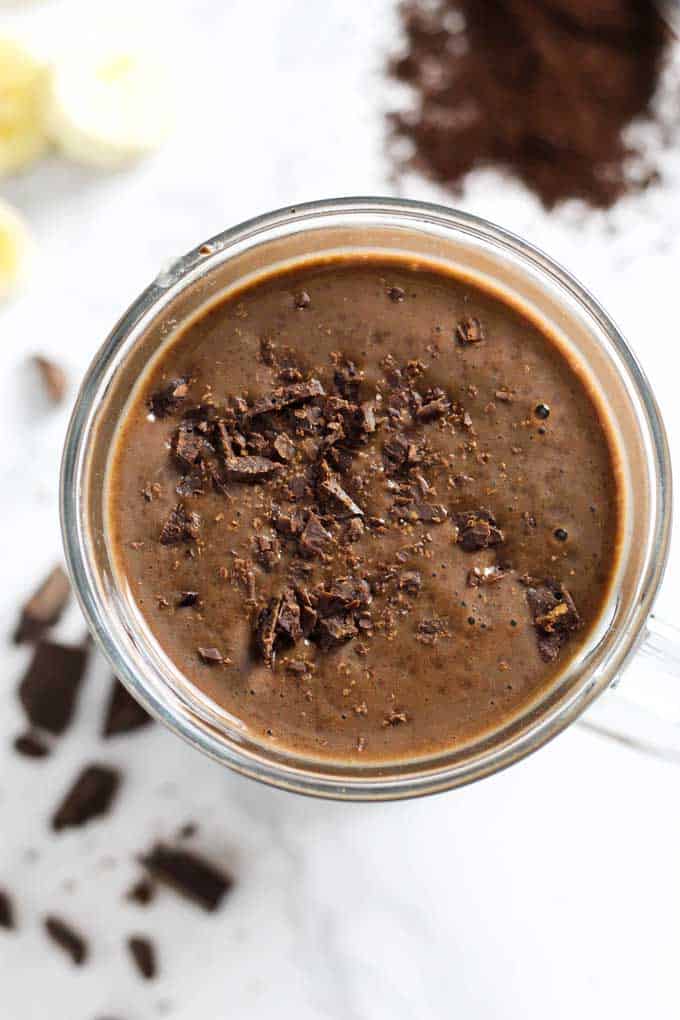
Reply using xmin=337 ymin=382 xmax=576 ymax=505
xmin=60 ymin=196 xmax=672 ymax=801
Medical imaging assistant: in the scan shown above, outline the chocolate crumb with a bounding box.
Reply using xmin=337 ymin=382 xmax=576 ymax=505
xmin=103 ymin=679 xmax=153 ymax=738
xmin=52 ymin=764 xmax=121 ymax=831
xmin=177 ymin=591 xmax=200 ymax=608
xmin=44 ymin=916 xmax=87 ymax=965
xmin=456 ymin=317 xmax=484 ymax=345
xmin=128 ymin=936 xmax=157 ymax=980
xmin=197 ymin=647 xmax=224 ymax=665
xmin=34 ymin=355 xmax=67 ymax=405
xmin=14 ymin=565 xmax=71 ymax=644
xmin=525 ymin=578 xmax=581 ymax=662
xmin=13 ymin=731 xmax=50 ymax=758
xmin=159 ymin=504 xmax=201 ymax=545
xmin=140 ymin=844 xmax=233 ymax=912
xmin=383 ymin=709 xmax=408 ymax=726
xmin=19 ymin=640 xmax=88 ymax=735
xmin=387 ymin=285 xmax=405 ymax=302
xmin=453 ymin=508 xmax=504 ymax=551
xmin=149 ymin=378 xmax=189 ymax=418
xmin=294 ymin=290 xmax=311 ymax=309
xmin=127 ymin=879 xmax=155 ymax=906
xmin=467 ymin=565 xmax=509 ymax=587
xmin=0 ymin=889 xmax=15 ymax=929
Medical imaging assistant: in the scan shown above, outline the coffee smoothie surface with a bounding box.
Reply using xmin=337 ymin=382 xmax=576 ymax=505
xmin=106 ymin=256 xmax=622 ymax=763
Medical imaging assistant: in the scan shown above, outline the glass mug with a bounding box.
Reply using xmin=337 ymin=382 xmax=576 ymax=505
xmin=60 ymin=197 xmax=673 ymax=800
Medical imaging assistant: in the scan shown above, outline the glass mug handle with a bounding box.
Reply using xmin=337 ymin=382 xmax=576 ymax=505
xmin=580 ymin=614 xmax=680 ymax=762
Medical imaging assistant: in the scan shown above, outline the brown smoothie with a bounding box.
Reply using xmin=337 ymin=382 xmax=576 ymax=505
xmin=106 ymin=256 xmax=622 ymax=763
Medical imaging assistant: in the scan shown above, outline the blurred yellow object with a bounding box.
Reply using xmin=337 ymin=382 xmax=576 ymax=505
xmin=48 ymin=48 xmax=174 ymax=167
xmin=0 ymin=197 xmax=32 ymax=300
xmin=0 ymin=36 xmax=50 ymax=177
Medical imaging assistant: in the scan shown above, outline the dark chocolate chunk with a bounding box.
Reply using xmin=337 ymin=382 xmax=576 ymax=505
xmin=197 ymin=647 xmax=224 ymax=664
xmin=252 ymin=534 xmax=281 ymax=571
xmin=383 ymin=709 xmax=408 ymax=726
xmin=140 ymin=844 xmax=233 ymax=912
xmin=173 ymin=422 xmax=206 ymax=466
xmin=318 ymin=469 xmax=363 ymax=517
xmin=44 ymin=916 xmax=87 ymax=965
xmin=177 ymin=591 xmax=200 ymax=608
xmin=399 ymin=571 xmax=422 ymax=594
xmin=221 ymin=455 xmax=282 ymax=482
xmin=14 ymin=565 xmax=71 ymax=643
xmin=13 ymin=731 xmax=50 ymax=758
xmin=19 ymin=640 xmax=88 ymax=735
xmin=273 ymin=434 xmax=296 ymax=461
xmin=34 ymin=355 xmax=68 ymax=404
xmin=525 ymin=578 xmax=581 ymax=662
xmin=247 ymin=379 xmax=325 ymax=419
xmin=254 ymin=597 xmax=280 ymax=666
xmin=128 ymin=936 xmax=157 ymax=980
xmin=315 ymin=614 xmax=358 ymax=650
xmin=383 ymin=434 xmax=421 ymax=474
xmin=149 ymin=378 xmax=189 ymax=418
xmin=453 ymin=508 xmax=504 ymax=551
xmin=294 ymin=290 xmax=311 ymax=309
xmin=159 ymin=504 xmax=201 ymax=544
xmin=316 ymin=577 xmax=371 ymax=617
xmin=176 ymin=470 xmax=205 ymax=497
xmin=467 ymin=565 xmax=509 ymax=586
xmin=299 ymin=512 xmax=334 ymax=558
xmin=415 ymin=394 xmax=451 ymax=421
xmin=416 ymin=617 xmax=450 ymax=645
xmin=456 ymin=317 xmax=484 ymax=345
xmin=52 ymin=764 xmax=121 ymax=831
xmin=127 ymin=879 xmax=155 ymax=906
xmin=276 ymin=587 xmax=302 ymax=643
xmin=0 ymin=889 xmax=14 ymax=929
xmin=103 ymin=679 xmax=153 ymax=738
xmin=387 ymin=285 xmax=405 ymax=302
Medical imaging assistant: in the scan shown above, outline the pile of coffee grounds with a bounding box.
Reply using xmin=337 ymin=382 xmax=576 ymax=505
xmin=388 ymin=0 xmax=673 ymax=209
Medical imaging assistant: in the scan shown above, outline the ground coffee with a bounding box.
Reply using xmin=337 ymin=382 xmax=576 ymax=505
xmin=389 ymin=0 xmax=672 ymax=208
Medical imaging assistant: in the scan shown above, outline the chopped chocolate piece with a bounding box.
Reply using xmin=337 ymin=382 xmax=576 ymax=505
xmin=398 ymin=502 xmax=448 ymax=524
xmin=127 ymin=879 xmax=155 ymax=906
xmin=315 ymin=614 xmax=358 ymax=650
xmin=102 ymin=679 xmax=152 ymax=738
xmin=318 ymin=469 xmax=363 ymax=517
xmin=19 ymin=640 xmax=88 ymax=735
xmin=316 ymin=577 xmax=371 ymax=617
xmin=173 ymin=422 xmax=206 ymax=466
xmin=197 ymin=647 xmax=224 ymax=664
xmin=254 ymin=597 xmax=280 ymax=666
xmin=525 ymin=578 xmax=581 ymax=662
xmin=299 ymin=512 xmax=334 ymax=558
xmin=453 ymin=509 xmax=504 ymax=551
xmin=52 ymin=765 xmax=121 ymax=831
xmin=294 ymin=290 xmax=311 ymax=309
xmin=383 ymin=434 xmax=421 ymax=474
xmin=45 ymin=916 xmax=87 ymax=965
xmin=521 ymin=511 xmax=537 ymax=531
xmin=177 ymin=591 xmax=200 ymax=608
xmin=415 ymin=394 xmax=451 ymax=421
xmin=13 ymin=731 xmax=50 ymax=758
xmin=285 ymin=659 xmax=309 ymax=675
xmin=140 ymin=844 xmax=233 ymax=912
xmin=176 ymin=470 xmax=205 ymax=497
xmin=247 ymin=379 xmax=325 ymax=419
xmin=0 ymin=889 xmax=15 ymax=929
xmin=467 ymin=565 xmax=509 ymax=586
xmin=252 ymin=534 xmax=281 ymax=571
xmin=456 ymin=317 xmax=484 ymax=345
xmin=387 ymin=285 xmax=405 ymax=302
xmin=296 ymin=586 xmax=318 ymax=636
xmin=14 ymin=565 xmax=71 ymax=643
xmin=34 ymin=355 xmax=68 ymax=405
xmin=495 ymin=389 xmax=514 ymax=403
xmin=383 ymin=709 xmax=408 ymax=726
xmin=333 ymin=360 xmax=362 ymax=401
xmin=347 ymin=517 xmax=364 ymax=542
xmin=399 ymin=571 xmax=422 ymax=594
xmin=273 ymin=434 xmax=296 ymax=461
xmin=221 ymin=455 xmax=282 ymax=482
xmin=417 ymin=617 xmax=450 ymax=645
xmin=277 ymin=587 xmax=303 ymax=643
xmin=150 ymin=378 xmax=189 ymax=418
xmin=128 ymin=936 xmax=157 ymax=980
xmin=159 ymin=504 xmax=201 ymax=545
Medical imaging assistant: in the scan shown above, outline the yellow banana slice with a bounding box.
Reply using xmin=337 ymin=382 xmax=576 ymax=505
xmin=0 ymin=35 xmax=50 ymax=177
xmin=0 ymin=198 xmax=32 ymax=300
xmin=48 ymin=49 xmax=174 ymax=167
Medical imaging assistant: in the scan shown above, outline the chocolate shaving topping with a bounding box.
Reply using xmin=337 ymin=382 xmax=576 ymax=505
xmin=524 ymin=578 xmax=581 ymax=662
xmin=128 ymin=936 xmax=157 ymax=980
xmin=276 ymin=587 xmax=303 ymax=642
xmin=0 ymin=889 xmax=15 ymax=929
xmin=299 ymin=512 xmax=334 ymax=559
xmin=197 ymin=647 xmax=224 ymax=664
xmin=453 ymin=508 xmax=504 ymax=551
xmin=149 ymin=377 xmax=189 ymax=418
xmin=34 ymin=355 xmax=67 ymax=405
xmin=103 ymin=679 xmax=153 ymax=738
xmin=246 ymin=379 xmax=325 ymax=419
xmin=254 ymin=597 xmax=280 ymax=666
xmin=19 ymin=640 xmax=88 ymax=735
xmin=456 ymin=317 xmax=485 ymax=345
xmin=318 ymin=465 xmax=363 ymax=517
xmin=177 ymin=591 xmax=200 ymax=608
xmin=52 ymin=764 xmax=121 ymax=831
xmin=14 ymin=565 xmax=70 ymax=643
xmin=159 ymin=504 xmax=201 ymax=544
xmin=252 ymin=534 xmax=281 ymax=571
xmin=315 ymin=614 xmax=358 ymax=650
xmin=45 ymin=916 xmax=87 ymax=965
xmin=399 ymin=571 xmax=422 ymax=594
xmin=13 ymin=731 xmax=50 ymax=758
xmin=140 ymin=844 xmax=233 ymax=912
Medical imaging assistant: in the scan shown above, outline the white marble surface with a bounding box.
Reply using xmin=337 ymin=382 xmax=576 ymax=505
xmin=1 ymin=2 xmax=680 ymax=1017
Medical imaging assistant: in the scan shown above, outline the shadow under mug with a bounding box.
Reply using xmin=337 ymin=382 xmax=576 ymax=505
xmin=60 ymin=197 xmax=672 ymax=800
